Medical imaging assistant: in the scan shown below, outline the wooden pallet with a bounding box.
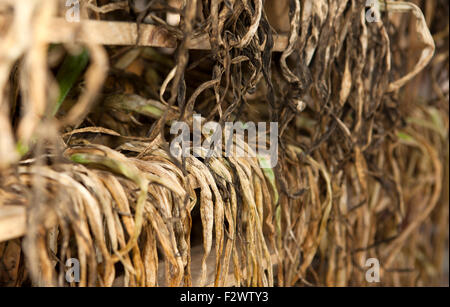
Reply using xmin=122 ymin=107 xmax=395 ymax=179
xmin=0 ymin=16 xmax=283 ymax=284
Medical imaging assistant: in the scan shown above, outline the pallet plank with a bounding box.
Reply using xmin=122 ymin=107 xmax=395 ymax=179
xmin=46 ymin=18 xmax=288 ymax=51
xmin=0 ymin=206 xmax=26 ymax=243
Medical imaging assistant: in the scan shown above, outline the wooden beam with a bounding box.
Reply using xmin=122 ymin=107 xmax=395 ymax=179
xmin=0 ymin=206 xmax=26 ymax=243
xmin=46 ymin=18 xmax=289 ymax=51
xmin=48 ymin=18 xmax=176 ymax=48
xmin=0 ymin=205 xmax=59 ymax=243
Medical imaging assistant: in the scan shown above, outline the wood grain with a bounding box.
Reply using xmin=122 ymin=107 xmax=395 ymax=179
xmin=0 ymin=206 xmax=26 ymax=243
xmin=45 ymin=18 xmax=289 ymax=51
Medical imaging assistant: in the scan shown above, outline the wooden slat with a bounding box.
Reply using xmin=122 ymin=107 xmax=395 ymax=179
xmin=0 ymin=206 xmax=26 ymax=243
xmin=46 ymin=18 xmax=289 ymax=51
xmin=48 ymin=18 xmax=176 ymax=48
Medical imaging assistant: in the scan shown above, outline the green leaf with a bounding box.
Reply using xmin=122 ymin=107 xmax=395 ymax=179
xmin=53 ymin=49 xmax=90 ymax=116
xmin=16 ymin=140 xmax=29 ymax=157
xmin=397 ymin=132 xmax=416 ymax=144
xmin=258 ymin=155 xmax=279 ymax=205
